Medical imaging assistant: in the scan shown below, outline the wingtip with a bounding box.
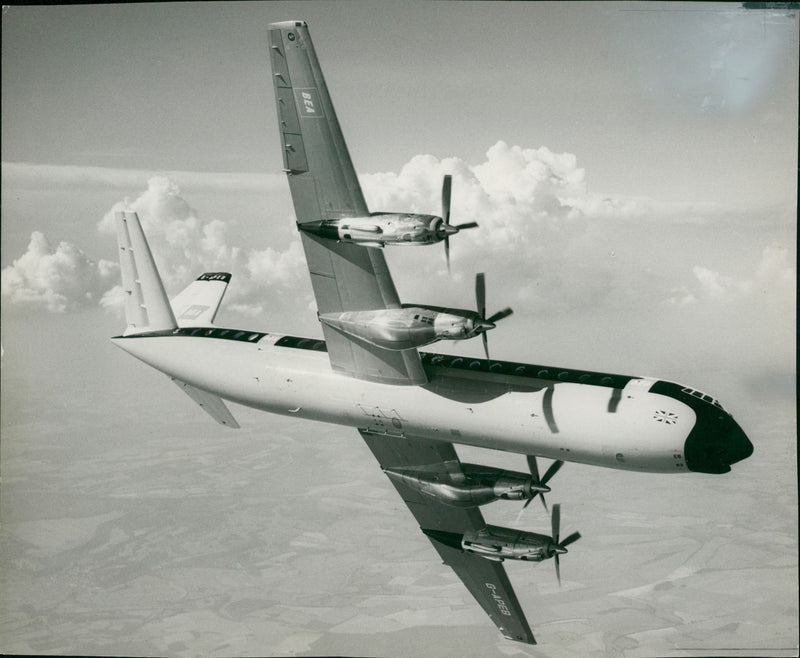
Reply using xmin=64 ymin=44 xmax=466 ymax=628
xmin=197 ymin=272 xmax=232 ymax=283
xmin=500 ymin=621 xmax=537 ymax=645
xmin=269 ymin=20 xmax=308 ymax=29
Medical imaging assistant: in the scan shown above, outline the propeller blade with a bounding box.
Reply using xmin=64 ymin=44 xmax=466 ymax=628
xmin=559 ymin=531 xmax=581 ymax=548
xmin=445 ymin=236 xmax=451 ymax=273
xmin=526 ymin=455 xmax=541 ymax=483
xmin=453 ymin=221 xmax=478 ymax=230
xmin=541 ymin=460 xmax=564 ymax=486
xmin=552 ymin=503 xmax=561 ymax=546
xmin=441 ymin=174 xmax=452 ymax=225
xmin=482 ymin=331 xmax=489 ymax=361
xmin=555 ymin=553 xmax=561 ymax=586
xmin=475 ymin=273 xmax=486 ymax=320
xmin=486 ymin=307 xmax=514 ymax=324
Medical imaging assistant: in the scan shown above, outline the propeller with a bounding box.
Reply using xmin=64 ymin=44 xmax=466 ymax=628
xmin=438 ymin=175 xmax=478 ymax=272
xmin=473 ymin=273 xmax=513 ymax=360
xmin=549 ymin=503 xmax=581 ymax=586
xmin=523 ymin=456 xmax=564 ymax=510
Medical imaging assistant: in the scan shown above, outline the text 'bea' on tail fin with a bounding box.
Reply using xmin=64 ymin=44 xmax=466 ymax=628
xmin=115 ymin=211 xmax=177 ymax=336
xmin=170 ymin=272 xmax=232 ymax=327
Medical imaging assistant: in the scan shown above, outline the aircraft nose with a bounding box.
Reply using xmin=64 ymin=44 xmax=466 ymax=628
xmin=726 ymin=416 xmax=754 ymax=465
xmin=684 ymin=411 xmax=753 ymax=474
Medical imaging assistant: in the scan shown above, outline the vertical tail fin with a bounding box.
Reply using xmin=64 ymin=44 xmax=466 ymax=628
xmin=115 ymin=211 xmax=178 ymax=335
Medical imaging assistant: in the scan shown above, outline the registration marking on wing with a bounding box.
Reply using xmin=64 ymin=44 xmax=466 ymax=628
xmin=486 ymin=582 xmax=513 ymax=617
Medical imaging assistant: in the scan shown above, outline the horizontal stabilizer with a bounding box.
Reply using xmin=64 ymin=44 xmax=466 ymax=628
xmin=171 ymin=272 xmax=231 ymax=327
xmin=171 ymin=378 xmax=240 ymax=428
xmin=115 ymin=211 xmax=178 ymax=336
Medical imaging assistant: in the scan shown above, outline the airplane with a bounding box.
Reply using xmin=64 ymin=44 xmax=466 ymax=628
xmin=110 ymin=20 xmax=753 ymax=645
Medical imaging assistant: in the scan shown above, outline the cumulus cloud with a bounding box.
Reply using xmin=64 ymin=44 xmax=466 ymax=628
xmin=1 ymin=231 xmax=118 ymax=312
xmin=97 ymin=176 xmax=307 ymax=317
xmin=361 ymin=140 xmax=654 ymax=312
xmin=3 ymin=144 xmax=790 ymax=326
xmin=684 ymin=245 xmax=796 ymax=305
xmin=2 ymin=173 xmax=306 ymax=317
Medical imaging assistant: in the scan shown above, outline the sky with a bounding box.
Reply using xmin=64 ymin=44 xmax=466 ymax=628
xmin=1 ymin=2 xmax=797 ymax=657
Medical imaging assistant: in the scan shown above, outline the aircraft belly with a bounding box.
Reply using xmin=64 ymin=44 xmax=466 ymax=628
xmin=114 ymin=336 xmax=695 ymax=473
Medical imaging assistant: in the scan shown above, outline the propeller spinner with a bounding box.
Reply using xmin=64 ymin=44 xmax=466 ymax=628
xmin=438 ymin=175 xmax=478 ymax=271
xmin=523 ymin=457 xmax=564 ymax=510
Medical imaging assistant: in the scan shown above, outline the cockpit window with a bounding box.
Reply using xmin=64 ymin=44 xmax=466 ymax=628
xmin=681 ymin=387 xmax=724 ymax=410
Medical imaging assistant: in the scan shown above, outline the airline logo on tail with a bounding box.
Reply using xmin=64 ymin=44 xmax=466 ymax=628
xmin=294 ymin=88 xmax=323 ymax=118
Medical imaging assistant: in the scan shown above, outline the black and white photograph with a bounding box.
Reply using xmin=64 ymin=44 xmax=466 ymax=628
xmin=1 ymin=2 xmax=797 ymax=657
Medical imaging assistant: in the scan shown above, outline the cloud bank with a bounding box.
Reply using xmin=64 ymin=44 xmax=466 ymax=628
xmin=1 ymin=143 xmax=794 ymax=331
xmin=2 ymin=161 xmax=285 ymax=193
xmin=95 ymin=176 xmax=307 ymax=317
xmin=1 ymin=231 xmax=117 ymax=313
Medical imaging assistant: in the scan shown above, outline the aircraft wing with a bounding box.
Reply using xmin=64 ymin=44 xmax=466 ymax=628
xmin=359 ymin=429 xmax=536 ymax=644
xmin=268 ymin=21 xmax=425 ymax=386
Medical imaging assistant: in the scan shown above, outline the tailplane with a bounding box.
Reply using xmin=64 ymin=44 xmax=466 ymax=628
xmin=170 ymin=272 xmax=231 ymax=327
xmin=115 ymin=211 xmax=178 ymax=336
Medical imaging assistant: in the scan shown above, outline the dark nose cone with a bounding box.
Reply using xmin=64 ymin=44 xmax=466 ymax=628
xmin=727 ymin=417 xmax=754 ymax=464
xmin=685 ymin=412 xmax=753 ymax=474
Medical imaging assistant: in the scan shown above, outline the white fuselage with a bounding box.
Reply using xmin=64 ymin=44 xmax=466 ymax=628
xmin=113 ymin=331 xmax=696 ymax=473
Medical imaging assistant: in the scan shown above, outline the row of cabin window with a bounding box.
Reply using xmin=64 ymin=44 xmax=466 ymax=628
xmin=180 ymin=327 xmax=265 ymax=342
xmin=423 ymin=353 xmax=625 ymax=387
xmin=274 ymin=335 xmax=627 ymax=388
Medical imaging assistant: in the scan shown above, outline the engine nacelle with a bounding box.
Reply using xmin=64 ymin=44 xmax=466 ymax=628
xmin=319 ymin=306 xmax=479 ymax=351
xmin=299 ymin=213 xmax=442 ymax=247
xmin=423 ymin=525 xmax=557 ymax=562
xmin=384 ymin=463 xmax=549 ymax=507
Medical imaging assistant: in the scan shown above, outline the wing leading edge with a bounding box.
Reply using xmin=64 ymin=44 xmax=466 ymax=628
xmin=359 ymin=430 xmax=536 ymax=644
xmin=268 ymin=21 xmax=425 ymax=386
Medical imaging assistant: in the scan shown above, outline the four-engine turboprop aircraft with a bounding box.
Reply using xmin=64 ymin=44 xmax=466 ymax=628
xmin=110 ymin=20 xmax=753 ymax=645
